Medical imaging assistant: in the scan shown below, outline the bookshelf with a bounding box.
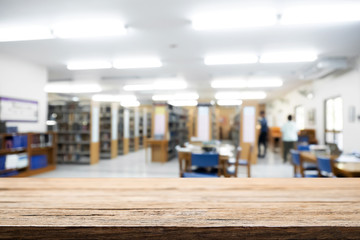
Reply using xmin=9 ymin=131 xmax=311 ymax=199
xmin=48 ymin=101 xmax=99 ymax=164
xmin=129 ymin=109 xmax=135 ymax=152
xmin=139 ymin=109 xmax=144 ymax=149
xmin=99 ymin=104 xmax=112 ymax=159
xmin=123 ymin=108 xmax=130 ymax=155
xmin=146 ymin=110 xmax=152 ymax=138
xmin=98 ymin=103 xmax=118 ymax=159
xmin=147 ymin=104 xmax=189 ymax=163
xmin=0 ymin=132 xmax=56 ymax=177
xmin=134 ymin=108 xmax=140 ymax=151
xmin=118 ymin=107 xmax=124 ymax=155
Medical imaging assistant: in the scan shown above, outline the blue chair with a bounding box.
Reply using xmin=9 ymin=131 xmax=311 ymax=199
xmin=182 ymin=152 xmax=220 ymax=178
xmin=317 ymin=156 xmax=335 ymax=177
xmin=290 ymin=149 xmax=318 ymax=178
xmin=298 ymin=135 xmax=309 ymax=144
xmin=297 ymin=145 xmax=310 ymax=151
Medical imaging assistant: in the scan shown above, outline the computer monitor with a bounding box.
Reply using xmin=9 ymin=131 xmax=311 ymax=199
xmin=327 ymin=143 xmax=342 ymax=157
xmin=0 ymin=121 xmax=6 ymax=134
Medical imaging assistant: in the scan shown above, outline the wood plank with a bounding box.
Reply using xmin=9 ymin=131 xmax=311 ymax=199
xmin=0 ymin=178 xmax=359 ymax=239
xmin=123 ymin=138 xmax=129 ymax=155
xmin=111 ymin=139 xmax=117 ymax=159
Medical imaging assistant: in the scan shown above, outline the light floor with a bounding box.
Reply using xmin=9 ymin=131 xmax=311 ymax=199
xmin=34 ymin=148 xmax=294 ymax=178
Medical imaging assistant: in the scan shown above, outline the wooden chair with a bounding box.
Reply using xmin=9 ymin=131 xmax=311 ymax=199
xmin=299 ymin=129 xmax=318 ymax=144
xmin=225 ymin=143 xmax=252 ymax=178
xmin=176 ymin=146 xmax=191 ymax=177
xmin=290 ymin=149 xmax=318 ymax=178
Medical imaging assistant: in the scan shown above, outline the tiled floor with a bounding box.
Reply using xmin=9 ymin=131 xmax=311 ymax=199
xmin=34 ymin=147 xmax=294 ymax=178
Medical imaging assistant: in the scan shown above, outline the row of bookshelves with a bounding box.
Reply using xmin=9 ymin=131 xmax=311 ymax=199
xmin=48 ymin=101 xmax=152 ymax=164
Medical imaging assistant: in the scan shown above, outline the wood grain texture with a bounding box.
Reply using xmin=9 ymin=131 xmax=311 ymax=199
xmin=0 ymin=178 xmax=359 ymax=239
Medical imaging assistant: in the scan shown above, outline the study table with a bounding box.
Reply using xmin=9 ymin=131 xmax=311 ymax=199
xmin=1 ymin=178 xmax=360 ymax=239
xmin=177 ymin=144 xmax=234 ymax=177
xmin=300 ymin=151 xmax=360 ymax=177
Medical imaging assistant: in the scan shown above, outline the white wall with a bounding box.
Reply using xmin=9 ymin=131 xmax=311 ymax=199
xmin=267 ymin=58 xmax=360 ymax=152
xmin=0 ymin=54 xmax=48 ymax=132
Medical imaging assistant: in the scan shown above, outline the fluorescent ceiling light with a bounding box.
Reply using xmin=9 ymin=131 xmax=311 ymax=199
xmin=123 ymin=84 xmax=154 ymax=91
xmin=246 ymin=78 xmax=283 ymax=88
xmin=113 ymin=58 xmax=162 ymax=69
xmin=0 ymin=26 xmax=53 ymax=42
xmin=204 ymin=54 xmax=258 ymax=65
xmin=53 ymin=19 xmax=126 ymax=39
xmin=211 ymin=79 xmax=247 ymax=88
xmin=215 ymin=91 xmax=266 ymax=100
xmin=211 ymin=77 xmax=283 ymax=88
xmin=192 ymin=8 xmax=277 ymax=30
xmin=123 ymin=79 xmax=187 ymax=91
xmin=152 ymin=92 xmax=199 ymax=101
xmin=44 ymin=82 xmax=102 ymax=93
xmin=92 ymin=94 xmax=137 ymax=102
xmin=67 ymin=61 xmax=112 ymax=70
xmin=121 ymin=100 xmax=140 ymax=107
xmin=168 ymin=100 xmax=198 ymax=107
xmin=217 ymin=100 xmax=243 ymax=106
xmin=260 ymin=52 xmax=317 ymax=63
xmin=280 ymin=5 xmax=360 ymax=25
xmin=153 ymin=80 xmax=187 ymax=90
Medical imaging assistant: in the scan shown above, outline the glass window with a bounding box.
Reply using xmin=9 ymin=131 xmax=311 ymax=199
xmin=295 ymin=105 xmax=305 ymax=130
xmin=325 ymin=97 xmax=343 ymax=149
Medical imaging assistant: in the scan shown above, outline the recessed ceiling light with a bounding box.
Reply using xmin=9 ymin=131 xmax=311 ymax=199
xmin=211 ymin=78 xmax=247 ymax=88
xmin=215 ymin=91 xmax=266 ymax=100
xmin=67 ymin=61 xmax=112 ymax=70
xmin=211 ymin=77 xmax=283 ymax=88
xmin=44 ymin=82 xmax=102 ymax=93
xmin=52 ymin=19 xmax=127 ymax=39
xmin=192 ymin=8 xmax=277 ymax=30
xmin=204 ymin=54 xmax=258 ymax=65
xmin=246 ymin=77 xmax=283 ymax=88
xmin=123 ymin=79 xmax=187 ymax=91
xmin=217 ymin=100 xmax=243 ymax=106
xmin=113 ymin=58 xmax=162 ymax=69
xmin=280 ymin=4 xmax=360 ymax=25
xmin=168 ymin=100 xmax=198 ymax=106
xmin=0 ymin=26 xmax=53 ymax=42
xmin=152 ymin=92 xmax=199 ymax=101
xmin=153 ymin=80 xmax=187 ymax=90
xmin=92 ymin=94 xmax=137 ymax=102
xmin=259 ymin=51 xmax=317 ymax=63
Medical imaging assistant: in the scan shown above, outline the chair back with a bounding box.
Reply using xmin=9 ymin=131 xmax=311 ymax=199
xmin=191 ymin=152 xmax=219 ymax=168
xmin=240 ymin=143 xmax=252 ymax=162
xmin=290 ymin=149 xmax=301 ymax=166
xmin=317 ymin=156 xmax=333 ymax=177
xmin=298 ymin=135 xmax=309 ymax=144
xmin=297 ymin=145 xmax=310 ymax=151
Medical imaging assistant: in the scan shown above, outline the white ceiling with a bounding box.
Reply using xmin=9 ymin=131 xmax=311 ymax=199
xmin=0 ymin=0 xmax=360 ymax=101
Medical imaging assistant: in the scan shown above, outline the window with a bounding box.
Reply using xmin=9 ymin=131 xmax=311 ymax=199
xmin=295 ymin=105 xmax=305 ymax=130
xmin=325 ymin=97 xmax=343 ymax=149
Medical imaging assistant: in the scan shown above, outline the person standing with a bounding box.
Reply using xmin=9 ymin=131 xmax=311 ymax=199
xmin=258 ymin=111 xmax=268 ymax=158
xmin=281 ymin=115 xmax=298 ymax=163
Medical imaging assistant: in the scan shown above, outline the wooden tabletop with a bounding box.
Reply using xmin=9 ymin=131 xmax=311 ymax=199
xmin=1 ymin=178 xmax=360 ymax=239
xmin=300 ymin=152 xmax=360 ymax=177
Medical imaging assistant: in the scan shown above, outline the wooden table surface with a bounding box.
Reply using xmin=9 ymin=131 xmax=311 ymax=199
xmin=1 ymin=178 xmax=360 ymax=239
xmin=300 ymin=152 xmax=360 ymax=177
